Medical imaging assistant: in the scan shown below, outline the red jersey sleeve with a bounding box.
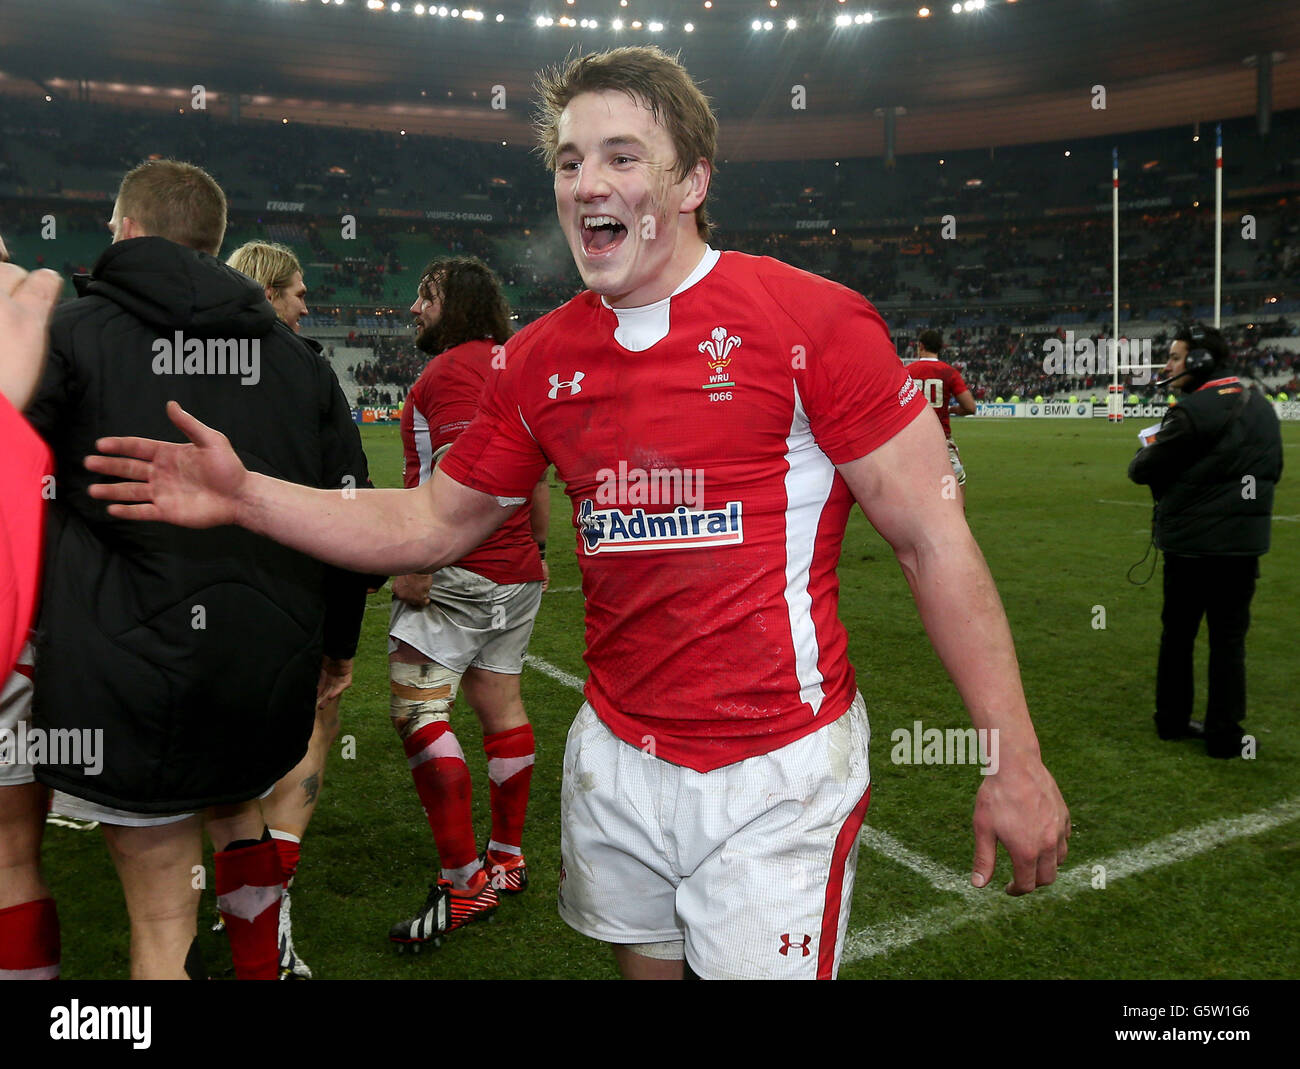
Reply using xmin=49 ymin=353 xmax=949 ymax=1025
xmin=439 ymin=340 xmax=548 ymax=498
xmin=795 ymin=287 xmax=929 ymax=464
xmin=947 ymin=364 xmax=970 ymax=397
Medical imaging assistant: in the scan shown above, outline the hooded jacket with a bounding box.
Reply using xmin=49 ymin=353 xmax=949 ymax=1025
xmin=1128 ymin=376 xmax=1283 ymax=557
xmin=24 ymin=237 xmax=372 ymax=812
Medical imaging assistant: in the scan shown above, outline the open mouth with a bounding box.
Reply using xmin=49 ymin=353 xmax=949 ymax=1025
xmin=581 ymin=214 xmax=628 ymax=256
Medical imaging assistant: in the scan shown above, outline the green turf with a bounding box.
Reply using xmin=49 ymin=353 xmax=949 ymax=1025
xmin=42 ymin=418 xmax=1300 ymax=979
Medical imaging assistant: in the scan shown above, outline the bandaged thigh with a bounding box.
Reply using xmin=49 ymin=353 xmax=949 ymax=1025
xmin=389 ymin=661 xmax=462 ymax=739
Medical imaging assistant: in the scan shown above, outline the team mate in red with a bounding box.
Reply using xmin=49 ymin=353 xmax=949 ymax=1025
xmin=907 ymin=330 xmax=976 ymax=509
xmin=87 ymin=47 xmax=1071 ymax=981
xmin=387 ymin=259 xmax=548 ymax=949
xmin=0 ymin=249 xmax=62 ymax=982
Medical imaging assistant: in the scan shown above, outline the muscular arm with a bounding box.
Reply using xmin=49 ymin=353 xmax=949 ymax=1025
xmin=836 ymin=410 xmax=1069 ymax=893
xmin=953 ymin=388 xmax=977 ymax=417
xmin=86 ymin=401 xmax=515 ymax=575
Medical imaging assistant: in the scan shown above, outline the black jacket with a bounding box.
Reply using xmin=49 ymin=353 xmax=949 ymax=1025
xmin=1128 ymin=377 xmax=1283 ymax=557
xmin=25 ymin=237 xmax=373 ymax=812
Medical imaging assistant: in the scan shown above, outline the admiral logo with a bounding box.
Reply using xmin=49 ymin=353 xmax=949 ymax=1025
xmin=577 ymin=498 xmax=743 ymax=554
xmin=548 ymin=372 xmax=585 ymax=398
xmin=898 ymin=376 xmax=921 ymax=407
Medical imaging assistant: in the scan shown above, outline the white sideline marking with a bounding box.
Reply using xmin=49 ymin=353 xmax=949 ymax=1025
xmin=843 ymin=794 xmax=1300 ymax=963
xmin=858 ymin=828 xmax=979 ymax=899
xmin=1096 ymin=499 xmax=1149 ymax=507
xmin=525 ymin=655 xmax=1299 ymax=969
xmin=524 ymin=654 xmax=586 ymax=693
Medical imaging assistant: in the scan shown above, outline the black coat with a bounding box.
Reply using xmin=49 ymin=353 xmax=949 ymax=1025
xmin=1128 ymin=377 xmax=1283 ymax=557
xmin=25 ymin=237 xmax=372 ymax=812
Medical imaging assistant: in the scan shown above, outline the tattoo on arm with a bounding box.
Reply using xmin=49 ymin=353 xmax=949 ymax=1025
xmin=301 ymin=772 xmax=320 ymax=807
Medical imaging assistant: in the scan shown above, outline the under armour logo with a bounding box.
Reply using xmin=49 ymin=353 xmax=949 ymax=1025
xmin=548 ymin=372 xmax=585 ymax=399
xmin=778 ymin=933 xmax=812 ymax=958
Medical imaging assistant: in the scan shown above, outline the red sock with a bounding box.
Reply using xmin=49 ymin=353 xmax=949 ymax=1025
xmin=484 ymin=724 xmax=534 ymax=855
xmin=270 ymin=831 xmax=301 ymax=887
xmin=214 ymin=839 xmax=283 ymax=980
xmin=0 ymin=898 xmax=60 ymax=979
xmin=404 ymin=722 xmax=477 ymax=872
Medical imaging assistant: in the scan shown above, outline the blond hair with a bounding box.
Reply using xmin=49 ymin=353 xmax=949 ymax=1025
xmin=534 ymin=46 xmax=718 ymax=240
xmin=116 ymin=159 xmax=227 ymax=256
xmin=227 ymin=241 xmax=303 ymax=295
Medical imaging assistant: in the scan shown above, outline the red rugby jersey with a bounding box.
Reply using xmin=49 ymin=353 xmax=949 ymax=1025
xmin=441 ymin=249 xmax=928 ymax=771
xmin=401 ymin=339 xmax=543 ymax=584
xmin=906 ymin=358 xmax=969 ymax=438
xmin=0 ymin=395 xmax=50 ymax=678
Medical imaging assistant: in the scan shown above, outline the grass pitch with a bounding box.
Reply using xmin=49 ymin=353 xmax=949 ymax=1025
xmin=43 ymin=418 xmax=1300 ymax=979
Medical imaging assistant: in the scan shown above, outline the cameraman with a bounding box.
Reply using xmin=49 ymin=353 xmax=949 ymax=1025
xmin=1128 ymin=325 xmax=1283 ymax=758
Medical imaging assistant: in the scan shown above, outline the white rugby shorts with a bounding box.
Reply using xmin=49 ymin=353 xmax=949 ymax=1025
xmin=947 ymin=437 xmax=967 ymax=486
xmin=389 ymin=565 xmax=543 ymax=675
xmin=0 ymin=643 xmax=36 ymax=787
xmin=558 ymin=693 xmax=872 ymax=980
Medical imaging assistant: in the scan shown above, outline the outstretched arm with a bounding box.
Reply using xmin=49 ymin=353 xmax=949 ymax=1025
xmin=86 ymin=401 xmax=514 ymax=575
xmin=837 ymin=410 xmax=1070 ymax=895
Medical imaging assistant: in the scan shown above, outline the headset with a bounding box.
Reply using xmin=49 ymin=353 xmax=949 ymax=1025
xmin=1153 ymin=323 xmax=1220 ymax=390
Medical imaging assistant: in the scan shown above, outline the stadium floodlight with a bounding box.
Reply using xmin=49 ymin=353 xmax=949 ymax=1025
xmin=963 ymin=0 xmax=975 ymax=10
xmin=631 ymin=19 xmax=642 ymax=28
xmin=415 ymin=2 xmax=425 ymax=11
xmin=684 ymin=21 xmax=694 ymax=31
xmin=648 ymin=20 xmax=663 ymax=31
xmin=535 ymin=14 xmax=546 ymax=26
xmin=865 ymin=11 xmax=873 ymax=20
xmin=496 ymin=12 xmax=504 ymax=21
xmin=451 ymin=7 xmax=459 ymax=15
xmin=763 ymin=19 xmax=773 ymax=29
xmin=835 ymin=13 xmax=850 ymax=25
xmin=438 ymin=5 xmax=448 ymax=14
xmin=951 ymin=2 xmax=961 ymax=10
xmin=752 ymin=19 xmax=761 ymax=30
xmin=786 ymin=18 xmax=796 ymax=29
xmin=613 ymin=17 xmax=624 ymax=28
xmin=974 ymin=0 xmax=984 ymax=7
xmin=918 ymin=5 xmax=930 ymax=14
xmin=390 ymin=1 xmax=400 ymax=10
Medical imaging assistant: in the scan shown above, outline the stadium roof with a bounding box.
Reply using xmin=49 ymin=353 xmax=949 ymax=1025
xmin=1 ymin=0 xmax=1297 ymax=160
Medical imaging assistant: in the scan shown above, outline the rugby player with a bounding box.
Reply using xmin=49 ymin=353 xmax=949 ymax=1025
xmin=0 ymin=247 xmax=62 ymax=980
xmin=907 ymin=330 xmax=976 ymax=510
xmin=87 ymin=48 xmax=1070 ymax=980
xmin=387 ymin=258 xmax=548 ymax=949
xmin=224 ymin=240 xmax=369 ymax=978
